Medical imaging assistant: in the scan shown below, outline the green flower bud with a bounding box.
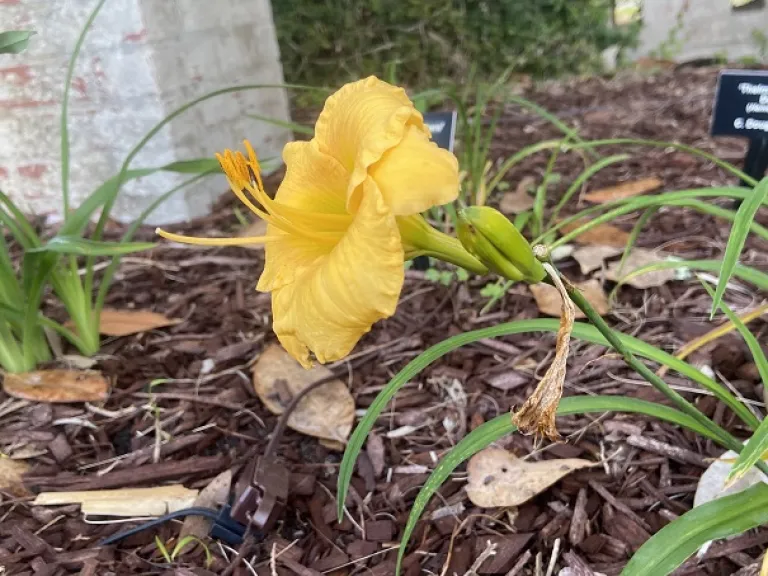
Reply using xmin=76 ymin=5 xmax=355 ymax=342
xmin=457 ymin=206 xmax=546 ymax=283
xmin=397 ymin=214 xmax=488 ymax=275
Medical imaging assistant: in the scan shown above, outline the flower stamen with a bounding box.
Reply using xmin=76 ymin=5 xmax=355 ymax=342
xmin=155 ymin=228 xmax=279 ymax=246
xmin=218 ymin=142 xmax=348 ymax=243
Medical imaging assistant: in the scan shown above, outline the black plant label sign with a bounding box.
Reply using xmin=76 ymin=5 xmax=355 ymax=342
xmin=711 ymin=70 xmax=768 ymax=139
xmin=424 ymin=111 xmax=457 ymax=152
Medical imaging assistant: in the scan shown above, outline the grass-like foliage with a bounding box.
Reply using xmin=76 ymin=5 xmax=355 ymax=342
xmin=338 ymin=98 xmax=768 ymax=574
xmin=0 ymin=2 xmax=318 ymax=372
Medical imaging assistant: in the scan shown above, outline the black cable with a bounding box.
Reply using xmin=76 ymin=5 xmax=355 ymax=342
xmin=101 ymin=365 xmax=357 ymax=549
xmin=99 ymin=507 xmax=221 ymax=546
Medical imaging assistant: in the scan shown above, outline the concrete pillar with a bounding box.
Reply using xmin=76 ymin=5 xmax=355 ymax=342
xmin=1 ymin=0 xmax=292 ymax=225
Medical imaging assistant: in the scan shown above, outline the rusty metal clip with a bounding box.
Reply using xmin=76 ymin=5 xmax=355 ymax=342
xmin=231 ymin=455 xmax=288 ymax=531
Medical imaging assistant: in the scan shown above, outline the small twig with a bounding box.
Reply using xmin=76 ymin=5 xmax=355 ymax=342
xmin=270 ymin=542 xmax=278 ymax=576
xmin=464 ymin=540 xmax=497 ymax=576
xmin=505 ymin=550 xmax=532 ymax=576
xmin=625 ymin=435 xmax=708 ymax=468
xmin=545 ymin=538 xmax=561 ymax=576
xmin=587 ymin=480 xmax=652 ymax=531
xmin=221 ymin=524 xmax=254 ymax=576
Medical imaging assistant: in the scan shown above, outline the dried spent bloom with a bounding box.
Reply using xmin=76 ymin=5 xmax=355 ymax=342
xmin=512 ymin=263 xmax=574 ymax=440
xmin=157 ymin=77 xmax=484 ymax=368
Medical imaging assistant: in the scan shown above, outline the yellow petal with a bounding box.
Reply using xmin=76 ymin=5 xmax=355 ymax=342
xmin=276 ymin=140 xmax=349 ymax=214
xmin=270 ymin=178 xmax=404 ymax=367
xmin=314 ymin=76 xmax=427 ymax=211
xmin=369 ymin=125 xmax=459 ymax=215
xmin=258 ymin=234 xmax=331 ymax=292
xmin=258 ymin=141 xmax=352 ymax=291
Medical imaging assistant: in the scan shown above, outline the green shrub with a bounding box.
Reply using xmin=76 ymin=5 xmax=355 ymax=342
xmin=272 ymin=0 xmax=640 ymax=89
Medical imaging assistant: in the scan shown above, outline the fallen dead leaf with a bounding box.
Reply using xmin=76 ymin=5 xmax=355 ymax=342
xmin=499 ymin=176 xmax=536 ymax=214
xmin=571 ymin=245 xmax=622 ymax=275
xmin=583 ymin=177 xmax=662 ymax=203
xmin=319 ymin=438 xmax=346 ymax=451
xmin=3 ymin=370 xmax=109 ymax=403
xmin=252 ymin=344 xmax=354 ymax=445
xmin=238 ymin=219 xmax=267 ymax=251
xmin=97 ymin=308 xmax=182 ymax=337
xmin=484 ymin=371 xmax=529 ymax=391
xmin=34 ymin=485 xmax=197 ymax=516
xmin=605 ymin=249 xmax=676 ymax=289
xmin=466 ymin=447 xmax=594 ymax=507
xmin=60 ymin=354 xmax=99 ymax=370
xmin=529 ymin=279 xmax=609 ymax=318
xmin=179 ymin=470 xmax=232 ymax=547
xmin=0 ymin=457 xmax=30 ymax=497
xmin=692 ymin=445 xmax=768 ymax=557
xmin=559 ymin=219 xmax=630 ymax=247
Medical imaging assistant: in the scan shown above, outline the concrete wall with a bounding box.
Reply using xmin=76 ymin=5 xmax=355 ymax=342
xmin=636 ymin=0 xmax=768 ymax=63
xmin=1 ymin=0 xmax=292 ymax=225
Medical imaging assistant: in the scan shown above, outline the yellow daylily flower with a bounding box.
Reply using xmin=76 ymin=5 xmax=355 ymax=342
xmin=157 ymin=76 xmax=483 ymax=368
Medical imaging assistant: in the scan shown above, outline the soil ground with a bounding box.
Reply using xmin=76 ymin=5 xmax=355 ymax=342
xmin=2 ymin=65 xmax=768 ymax=576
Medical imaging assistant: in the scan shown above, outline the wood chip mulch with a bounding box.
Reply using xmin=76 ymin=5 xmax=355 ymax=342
xmin=2 ymin=65 xmax=768 ymax=575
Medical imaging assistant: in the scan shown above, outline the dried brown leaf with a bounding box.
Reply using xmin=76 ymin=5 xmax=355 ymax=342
xmin=583 ymin=177 xmax=662 ymax=203
xmin=571 ymin=245 xmax=622 ymax=275
xmin=466 ymin=447 xmax=593 ymax=507
xmin=3 ymin=370 xmax=109 ymax=403
xmin=252 ymin=344 xmax=354 ymax=445
xmin=484 ymin=371 xmax=529 ymax=391
xmin=529 ymin=279 xmax=609 ymax=319
xmin=559 ymin=219 xmax=630 ymax=247
xmin=179 ymin=470 xmax=232 ymax=548
xmin=499 ymin=176 xmax=536 ymax=214
xmin=605 ymin=249 xmax=676 ymax=289
xmin=0 ymin=457 xmax=30 ymax=497
xmin=98 ymin=308 xmax=182 ymax=336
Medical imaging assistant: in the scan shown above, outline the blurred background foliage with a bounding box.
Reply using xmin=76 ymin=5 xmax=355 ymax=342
xmin=272 ymin=0 xmax=641 ymax=91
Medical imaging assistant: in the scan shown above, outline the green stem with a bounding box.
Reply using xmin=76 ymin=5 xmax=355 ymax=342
xmin=546 ymin=264 xmax=768 ymax=475
xmin=0 ymin=322 xmax=25 ymax=372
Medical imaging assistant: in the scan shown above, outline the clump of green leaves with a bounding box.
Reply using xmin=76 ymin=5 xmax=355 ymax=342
xmin=0 ymin=3 xmax=298 ymax=372
xmin=424 ymin=266 xmax=469 ymax=286
xmin=273 ymin=0 xmax=639 ymax=92
xmin=338 ymin=114 xmax=768 ymax=575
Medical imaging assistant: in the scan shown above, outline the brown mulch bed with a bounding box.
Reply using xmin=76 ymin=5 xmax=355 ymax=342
xmin=2 ymin=65 xmax=768 ymax=576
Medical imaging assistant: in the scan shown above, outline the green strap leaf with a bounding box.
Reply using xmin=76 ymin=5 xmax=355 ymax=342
xmin=0 ymin=31 xmax=35 ymax=54
xmin=29 ymin=236 xmax=156 ymax=257
xmin=700 ymin=281 xmax=768 ymax=484
xmin=549 ymin=153 xmax=631 ymax=224
xmin=60 ymin=158 xmax=225 ymax=237
xmin=61 ymin=0 xmax=108 ymax=214
xmin=246 ymin=113 xmax=314 ymax=135
xmin=393 ymin=395 xmax=723 ymax=575
xmin=337 ymin=319 xmax=758 ymax=523
xmin=710 ymin=177 xmax=768 ymax=317
xmin=611 ymin=259 xmax=768 ymax=295
xmin=621 ymin=482 xmax=768 ymax=576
